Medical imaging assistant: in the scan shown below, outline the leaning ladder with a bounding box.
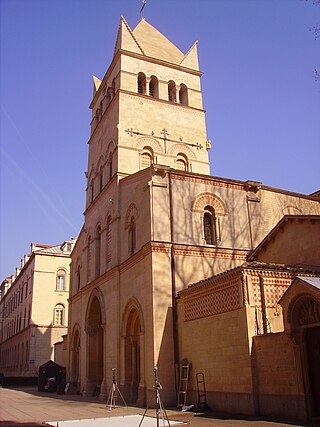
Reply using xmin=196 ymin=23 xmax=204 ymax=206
xmin=196 ymin=372 xmax=208 ymax=411
xmin=177 ymin=360 xmax=191 ymax=408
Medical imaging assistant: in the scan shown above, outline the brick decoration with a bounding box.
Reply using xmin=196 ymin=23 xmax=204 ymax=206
xmin=135 ymin=137 xmax=163 ymax=153
xmin=251 ymin=274 xmax=292 ymax=308
xmin=174 ymin=248 xmax=246 ymax=261
xmin=184 ymin=279 xmax=241 ymax=321
xmin=192 ymin=192 xmax=227 ymax=214
xmin=172 ymin=173 xmax=243 ymax=189
xmin=168 ymin=143 xmax=196 ymax=160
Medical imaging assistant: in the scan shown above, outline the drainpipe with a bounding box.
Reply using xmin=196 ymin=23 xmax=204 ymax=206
xmin=258 ymin=273 xmax=268 ymax=334
xmin=168 ymin=170 xmax=180 ymax=397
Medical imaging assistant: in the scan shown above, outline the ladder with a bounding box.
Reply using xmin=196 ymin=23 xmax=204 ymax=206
xmin=196 ymin=372 xmax=208 ymax=412
xmin=177 ymin=359 xmax=191 ymax=408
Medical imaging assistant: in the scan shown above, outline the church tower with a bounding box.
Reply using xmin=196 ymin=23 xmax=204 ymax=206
xmin=86 ymin=17 xmax=210 ymax=208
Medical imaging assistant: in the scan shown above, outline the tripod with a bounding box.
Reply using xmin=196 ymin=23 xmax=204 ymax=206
xmin=138 ymin=367 xmax=171 ymax=427
xmin=106 ymin=368 xmax=127 ymax=410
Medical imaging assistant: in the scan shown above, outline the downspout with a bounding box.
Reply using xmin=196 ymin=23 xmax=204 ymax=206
xmin=168 ymin=170 xmax=180 ymax=398
xmin=258 ymin=273 xmax=268 ymax=334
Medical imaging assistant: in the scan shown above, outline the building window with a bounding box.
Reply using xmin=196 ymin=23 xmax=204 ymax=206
xmin=76 ymin=265 xmax=81 ymax=291
xmin=108 ymin=152 xmax=113 ymax=181
xmin=54 ymin=304 xmax=65 ymax=326
xmin=138 ymin=72 xmax=146 ymax=95
xmin=106 ymin=216 xmax=112 ymax=269
xmin=87 ymin=236 xmax=91 ymax=283
xmin=175 ymin=153 xmax=188 ymax=171
xmin=91 ymin=178 xmax=94 ymax=201
xmin=95 ymin=225 xmax=101 ymax=278
xmin=203 ymin=207 xmax=217 ymax=245
xmin=149 ymin=75 xmax=159 ymax=98
xmin=128 ymin=216 xmax=136 ymax=255
xmin=56 ymin=270 xmax=66 ymax=291
xmin=168 ymin=80 xmax=176 ymax=102
xmin=179 ymin=84 xmax=188 ymax=105
xmin=99 ymin=166 xmax=103 ymax=192
xmin=141 ymin=147 xmax=153 ymax=169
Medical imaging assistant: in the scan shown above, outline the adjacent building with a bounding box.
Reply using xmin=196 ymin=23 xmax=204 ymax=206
xmin=0 ymin=240 xmax=75 ymax=378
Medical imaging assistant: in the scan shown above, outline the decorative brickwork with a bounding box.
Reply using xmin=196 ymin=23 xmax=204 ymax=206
xmin=135 ymin=137 xmax=163 ymax=153
xmin=192 ymin=192 xmax=227 ymax=214
xmin=168 ymin=143 xmax=196 ymax=160
xmin=174 ymin=248 xmax=246 ymax=261
xmin=251 ymin=274 xmax=292 ymax=308
xmin=172 ymin=173 xmax=243 ymax=189
xmin=184 ymin=279 xmax=241 ymax=321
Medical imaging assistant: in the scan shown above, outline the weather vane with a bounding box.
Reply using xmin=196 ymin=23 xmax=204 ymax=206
xmin=140 ymin=0 xmax=147 ymax=18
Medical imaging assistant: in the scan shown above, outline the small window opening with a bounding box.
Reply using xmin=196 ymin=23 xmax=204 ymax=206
xmin=179 ymin=84 xmax=188 ymax=105
xmin=168 ymin=81 xmax=176 ymax=102
xmin=149 ymin=76 xmax=159 ymax=98
xmin=138 ymin=73 xmax=146 ymax=95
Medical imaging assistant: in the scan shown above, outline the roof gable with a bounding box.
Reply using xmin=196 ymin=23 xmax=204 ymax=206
xmin=248 ymin=215 xmax=320 ymax=268
xmin=132 ymin=18 xmax=185 ymax=64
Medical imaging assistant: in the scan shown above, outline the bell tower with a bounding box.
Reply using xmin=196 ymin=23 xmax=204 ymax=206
xmin=86 ymin=16 xmax=210 ymax=208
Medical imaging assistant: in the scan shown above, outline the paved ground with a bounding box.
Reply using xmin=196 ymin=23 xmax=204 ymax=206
xmin=0 ymin=387 xmax=319 ymax=427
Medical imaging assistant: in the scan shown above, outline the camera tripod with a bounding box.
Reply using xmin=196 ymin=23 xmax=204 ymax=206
xmin=138 ymin=367 xmax=171 ymax=427
xmin=106 ymin=368 xmax=127 ymax=410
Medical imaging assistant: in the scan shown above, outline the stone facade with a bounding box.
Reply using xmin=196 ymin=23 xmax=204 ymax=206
xmin=0 ymin=240 xmax=75 ymax=378
xmin=67 ymin=15 xmax=320 ymax=413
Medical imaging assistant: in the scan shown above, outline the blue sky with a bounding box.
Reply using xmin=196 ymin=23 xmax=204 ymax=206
xmin=0 ymin=0 xmax=319 ymax=279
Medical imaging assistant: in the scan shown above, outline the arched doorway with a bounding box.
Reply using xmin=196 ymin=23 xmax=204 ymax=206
xmin=122 ymin=303 xmax=145 ymax=405
xmin=86 ymin=295 xmax=104 ymax=394
xmin=290 ymin=294 xmax=320 ymax=417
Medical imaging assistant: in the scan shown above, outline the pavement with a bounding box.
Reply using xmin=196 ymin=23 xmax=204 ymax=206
xmin=0 ymin=387 xmax=319 ymax=427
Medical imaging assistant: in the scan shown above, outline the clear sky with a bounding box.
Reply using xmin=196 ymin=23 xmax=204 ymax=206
xmin=0 ymin=0 xmax=319 ymax=280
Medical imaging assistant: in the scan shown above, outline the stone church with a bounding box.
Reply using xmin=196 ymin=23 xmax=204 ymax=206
xmin=67 ymin=16 xmax=320 ymax=417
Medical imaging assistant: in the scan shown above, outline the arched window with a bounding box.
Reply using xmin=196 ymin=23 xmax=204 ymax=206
xmin=56 ymin=269 xmax=66 ymax=291
xmin=54 ymin=304 xmax=65 ymax=326
xmin=179 ymin=84 xmax=188 ymax=105
xmin=99 ymin=166 xmax=103 ymax=192
xmin=108 ymin=152 xmax=113 ymax=181
xmin=175 ymin=153 xmax=188 ymax=171
xmin=128 ymin=216 xmax=136 ymax=255
xmin=111 ymin=78 xmax=116 ymax=97
xmin=141 ymin=147 xmax=153 ymax=169
xmin=149 ymin=75 xmax=159 ymax=98
xmin=76 ymin=263 xmax=81 ymax=291
xmin=203 ymin=207 xmax=217 ymax=245
xmin=168 ymin=80 xmax=176 ymax=102
xmin=107 ymin=87 xmax=112 ymax=105
xmin=91 ymin=178 xmax=94 ymax=202
xmin=87 ymin=236 xmax=91 ymax=283
xmin=138 ymin=72 xmax=146 ymax=95
xmin=106 ymin=216 xmax=112 ymax=269
xmin=95 ymin=225 xmax=101 ymax=278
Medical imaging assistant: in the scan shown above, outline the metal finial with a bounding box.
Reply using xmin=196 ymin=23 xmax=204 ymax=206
xmin=140 ymin=0 xmax=147 ymax=18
